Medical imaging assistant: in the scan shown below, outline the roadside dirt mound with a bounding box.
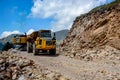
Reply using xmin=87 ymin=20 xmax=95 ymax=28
xmin=0 ymin=49 xmax=68 ymax=80
xmin=58 ymin=3 xmax=120 ymax=61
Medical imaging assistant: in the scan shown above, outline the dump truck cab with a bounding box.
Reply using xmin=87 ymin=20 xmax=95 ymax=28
xmin=27 ymin=30 xmax=56 ymax=55
xmin=35 ymin=30 xmax=55 ymax=50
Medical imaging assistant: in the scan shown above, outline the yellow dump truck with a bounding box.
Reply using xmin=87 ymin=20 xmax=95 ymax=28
xmin=27 ymin=30 xmax=56 ymax=55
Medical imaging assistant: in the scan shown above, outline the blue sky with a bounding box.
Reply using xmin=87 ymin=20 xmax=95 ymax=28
xmin=0 ymin=0 xmax=114 ymax=38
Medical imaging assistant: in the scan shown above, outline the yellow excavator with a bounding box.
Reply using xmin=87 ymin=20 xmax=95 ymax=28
xmin=13 ymin=30 xmax=56 ymax=55
xmin=12 ymin=33 xmax=27 ymax=50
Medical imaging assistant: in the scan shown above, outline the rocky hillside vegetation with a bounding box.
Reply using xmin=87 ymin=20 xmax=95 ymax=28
xmin=58 ymin=0 xmax=120 ymax=61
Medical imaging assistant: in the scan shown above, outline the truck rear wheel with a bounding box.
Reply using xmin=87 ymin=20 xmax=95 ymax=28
xmin=49 ymin=49 xmax=56 ymax=55
xmin=33 ymin=44 xmax=39 ymax=55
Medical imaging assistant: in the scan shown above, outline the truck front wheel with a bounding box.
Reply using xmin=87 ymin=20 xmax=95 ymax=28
xmin=49 ymin=49 xmax=56 ymax=55
xmin=33 ymin=44 xmax=39 ymax=55
xmin=27 ymin=42 xmax=31 ymax=53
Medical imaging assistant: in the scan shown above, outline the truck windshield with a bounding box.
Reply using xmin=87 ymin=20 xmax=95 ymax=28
xmin=40 ymin=31 xmax=51 ymax=37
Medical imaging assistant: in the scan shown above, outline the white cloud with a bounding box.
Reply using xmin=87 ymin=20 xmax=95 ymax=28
xmin=98 ymin=0 xmax=106 ymax=3
xmin=26 ymin=28 xmax=35 ymax=35
xmin=0 ymin=29 xmax=35 ymax=39
xmin=0 ymin=30 xmax=21 ymax=39
xmin=29 ymin=0 xmax=112 ymax=31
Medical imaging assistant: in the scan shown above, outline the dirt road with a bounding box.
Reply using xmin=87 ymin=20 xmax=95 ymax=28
xmin=17 ymin=51 xmax=120 ymax=80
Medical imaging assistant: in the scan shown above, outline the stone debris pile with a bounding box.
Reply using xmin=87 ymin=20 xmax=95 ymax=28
xmin=0 ymin=50 xmax=68 ymax=80
xmin=59 ymin=46 xmax=120 ymax=61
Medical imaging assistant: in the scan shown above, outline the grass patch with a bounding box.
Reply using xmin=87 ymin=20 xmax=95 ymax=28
xmin=90 ymin=0 xmax=120 ymax=13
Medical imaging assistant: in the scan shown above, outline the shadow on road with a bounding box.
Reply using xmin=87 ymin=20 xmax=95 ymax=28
xmin=34 ymin=53 xmax=59 ymax=57
xmin=19 ymin=51 xmax=59 ymax=57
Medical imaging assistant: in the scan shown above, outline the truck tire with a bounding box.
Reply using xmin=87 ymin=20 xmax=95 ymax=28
xmin=33 ymin=44 xmax=39 ymax=55
xmin=49 ymin=49 xmax=56 ymax=55
xmin=27 ymin=42 xmax=31 ymax=53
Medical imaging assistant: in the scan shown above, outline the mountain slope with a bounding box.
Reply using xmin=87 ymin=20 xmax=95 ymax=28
xmin=0 ymin=34 xmax=16 ymax=51
xmin=58 ymin=1 xmax=120 ymax=60
xmin=54 ymin=29 xmax=69 ymax=41
xmin=0 ymin=34 xmax=16 ymax=44
xmin=53 ymin=29 xmax=69 ymax=46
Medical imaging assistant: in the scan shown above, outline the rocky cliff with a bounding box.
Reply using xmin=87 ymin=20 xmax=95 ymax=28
xmin=58 ymin=1 xmax=120 ymax=61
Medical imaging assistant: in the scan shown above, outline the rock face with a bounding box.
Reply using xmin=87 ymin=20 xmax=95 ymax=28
xmin=58 ymin=2 xmax=120 ymax=61
xmin=0 ymin=49 xmax=68 ymax=80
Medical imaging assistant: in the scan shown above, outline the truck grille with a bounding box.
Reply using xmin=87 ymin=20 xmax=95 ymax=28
xmin=46 ymin=41 xmax=52 ymax=46
xmin=39 ymin=40 xmax=42 ymax=45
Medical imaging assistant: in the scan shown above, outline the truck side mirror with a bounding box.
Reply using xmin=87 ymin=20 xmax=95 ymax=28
xmin=54 ymin=33 xmax=56 ymax=37
xmin=52 ymin=33 xmax=56 ymax=40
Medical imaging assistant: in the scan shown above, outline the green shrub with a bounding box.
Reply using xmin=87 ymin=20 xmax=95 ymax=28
xmin=90 ymin=0 xmax=120 ymax=13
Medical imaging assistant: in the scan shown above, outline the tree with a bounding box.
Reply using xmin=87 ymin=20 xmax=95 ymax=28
xmin=2 ymin=42 xmax=14 ymax=51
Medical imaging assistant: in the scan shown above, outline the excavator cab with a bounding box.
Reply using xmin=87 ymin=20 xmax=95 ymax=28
xmin=13 ymin=34 xmax=27 ymax=45
xmin=12 ymin=33 xmax=27 ymax=50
